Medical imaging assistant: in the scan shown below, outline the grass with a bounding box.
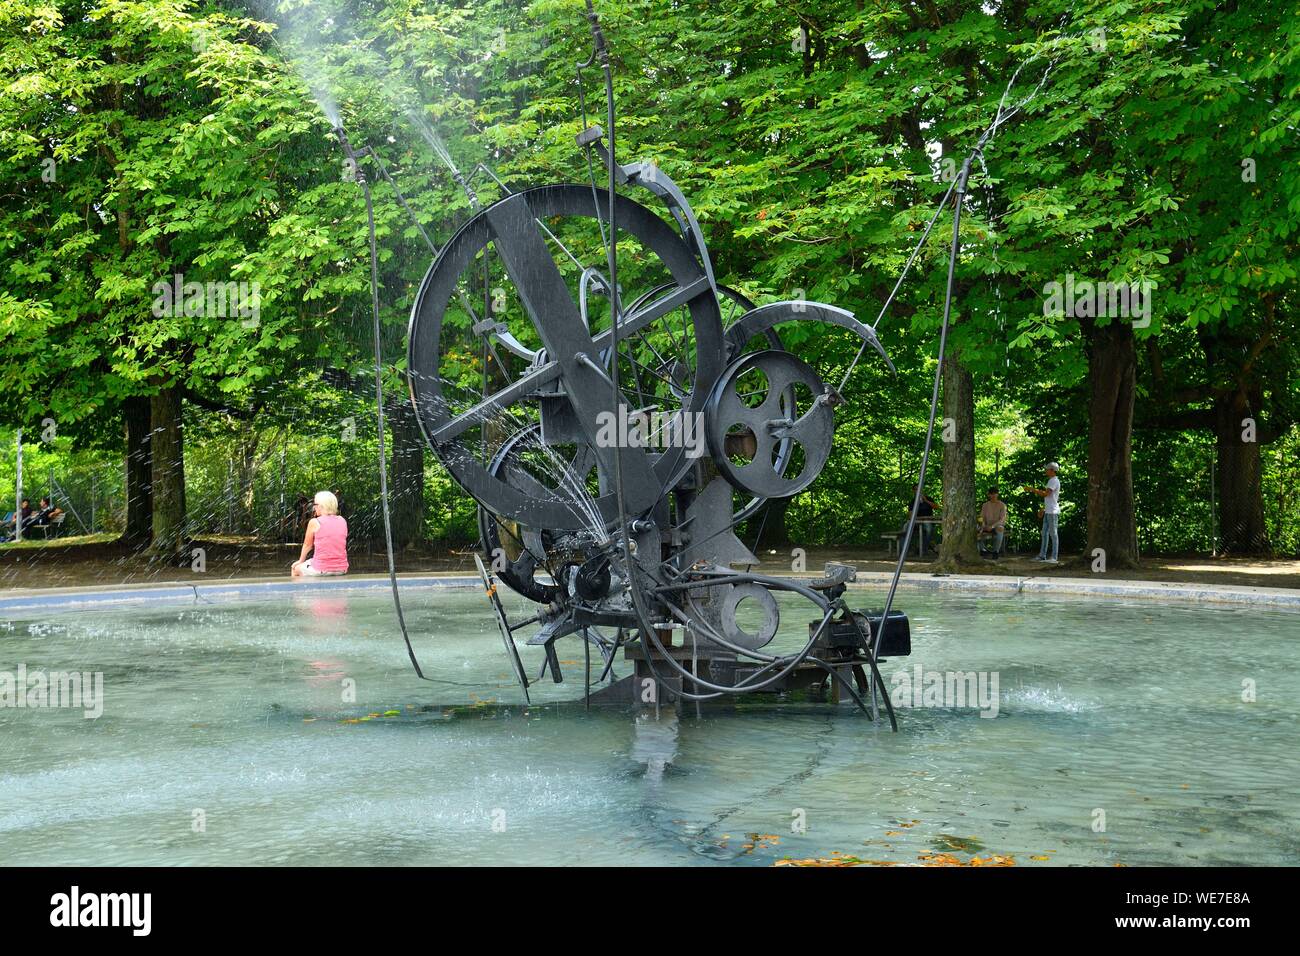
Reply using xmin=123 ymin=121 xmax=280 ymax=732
xmin=0 ymin=531 xmax=118 ymax=551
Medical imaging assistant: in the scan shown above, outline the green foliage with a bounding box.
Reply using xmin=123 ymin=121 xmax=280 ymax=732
xmin=1 ymin=0 xmax=1297 ymax=556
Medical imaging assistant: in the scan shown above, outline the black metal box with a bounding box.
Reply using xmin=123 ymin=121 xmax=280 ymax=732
xmin=819 ymin=609 xmax=911 ymax=658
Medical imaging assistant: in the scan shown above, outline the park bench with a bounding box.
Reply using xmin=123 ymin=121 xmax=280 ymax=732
xmin=30 ymin=512 xmax=66 ymax=540
xmin=880 ymin=517 xmax=940 ymax=558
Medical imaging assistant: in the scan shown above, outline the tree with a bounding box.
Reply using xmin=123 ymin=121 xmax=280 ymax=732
xmin=1129 ymin=2 xmax=1300 ymax=554
xmin=4 ymin=0 xmax=1294 ymax=567
xmin=0 ymin=1 xmax=388 ymax=555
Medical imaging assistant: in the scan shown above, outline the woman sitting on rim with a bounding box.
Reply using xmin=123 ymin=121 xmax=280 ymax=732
xmin=291 ymin=491 xmax=349 ymax=577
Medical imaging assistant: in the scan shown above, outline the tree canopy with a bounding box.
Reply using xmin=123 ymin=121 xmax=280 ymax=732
xmin=2 ymin=0 xmax=1297 ymax=559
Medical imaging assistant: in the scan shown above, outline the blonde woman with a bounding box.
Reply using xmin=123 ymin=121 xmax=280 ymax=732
xmin=291 ymin=491 xmax=349 ymax=576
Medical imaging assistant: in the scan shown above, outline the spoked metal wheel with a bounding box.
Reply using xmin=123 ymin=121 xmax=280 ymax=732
xmin=705 ymin=350 xmax=834 ymax=499
xmin=622 ymin=282 xmax=795 ymax=525
xmin=477 ymin=423 xmax=600 ymax=603
xmin=408 ymin=184 xmax=725 ymax=532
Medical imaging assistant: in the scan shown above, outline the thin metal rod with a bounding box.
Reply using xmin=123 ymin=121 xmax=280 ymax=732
xmin=335 ymin=125 xmax=435 ymax=683
xmin=14 ymin=429 xmax=22 ymax=543
xmin=872 ymin=158 xmax=971 ymax=665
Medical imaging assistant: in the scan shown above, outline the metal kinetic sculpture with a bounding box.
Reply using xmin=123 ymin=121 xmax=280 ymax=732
xmin=402 ymin=4 xmax=911 ymax=721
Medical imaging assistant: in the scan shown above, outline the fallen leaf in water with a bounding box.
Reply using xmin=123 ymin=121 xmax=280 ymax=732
xmin=933 ymin=835 xmax=985 ymax=853
xmin=741 ymin=833 xmax=781 ymax=853
xmin=777 ymin=842 xmax=1017 ymax=868
xmin=919 ymin=852 xmax=1015 ymax=867
xmin=775 ymin=856 xmax=899 ymax=867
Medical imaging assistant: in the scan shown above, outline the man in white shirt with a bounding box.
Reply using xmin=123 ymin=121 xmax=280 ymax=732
xmin=1024 ymin=462 xmax=1061 ymax=562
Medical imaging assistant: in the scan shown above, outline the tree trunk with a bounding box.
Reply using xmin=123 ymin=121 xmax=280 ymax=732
xmin=150 ymin=386 xmax=187 ymax=557
xmin=388 ymin=400 xmax=425 ymax=550
xmin=122 ymin=395 xmax=152 ymax=548
xmin=937 ymin=349 xmax=980 ymax=567
xmin=1215 ymin=391 xmax=1270 ymax=554
xmin=1194 ymin=321 xmax=1274 ymax=555
xmin=1085 ymin=320 xmax=1138 ymax=567
xmin=236 ymin=424 xmax=258 ymax=535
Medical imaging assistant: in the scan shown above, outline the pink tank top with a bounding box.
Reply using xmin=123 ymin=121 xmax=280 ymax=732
xmin=312 ymin=514 xmax=349 ymax=573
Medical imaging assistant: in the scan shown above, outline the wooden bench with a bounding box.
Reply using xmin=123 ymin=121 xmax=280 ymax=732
xmin=881 ymin=517 xmax=940 ymax=558
xmin=30 ymin=513 xmax=67 ymax=539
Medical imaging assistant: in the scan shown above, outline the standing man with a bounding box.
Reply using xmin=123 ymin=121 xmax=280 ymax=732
xmin=1024 ymin=463 xmax=1061 ymax=562
xmin=979 ymin=487 xmax=1008 ymax=558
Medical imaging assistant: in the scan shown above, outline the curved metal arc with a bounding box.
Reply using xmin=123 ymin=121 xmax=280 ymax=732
xmin=587 ymin=137 xmax=720 ymax=299
xmin=724 ymin=300 xmax=896 ymax=374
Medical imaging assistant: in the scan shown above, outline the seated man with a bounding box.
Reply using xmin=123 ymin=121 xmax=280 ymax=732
xmin=2 ymin=499 xmax=33 ymax=543
xmin=979 ymin=487 xmax=1007 ymax=557
xmin=32 ymin=497 xmax=63 ymax=529
xmin=901 ymin=485 xmax=940 ymax=554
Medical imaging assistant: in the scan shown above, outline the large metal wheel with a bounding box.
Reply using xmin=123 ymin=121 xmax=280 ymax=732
xmin=408 ymin=184 xmax=726 ymax=532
